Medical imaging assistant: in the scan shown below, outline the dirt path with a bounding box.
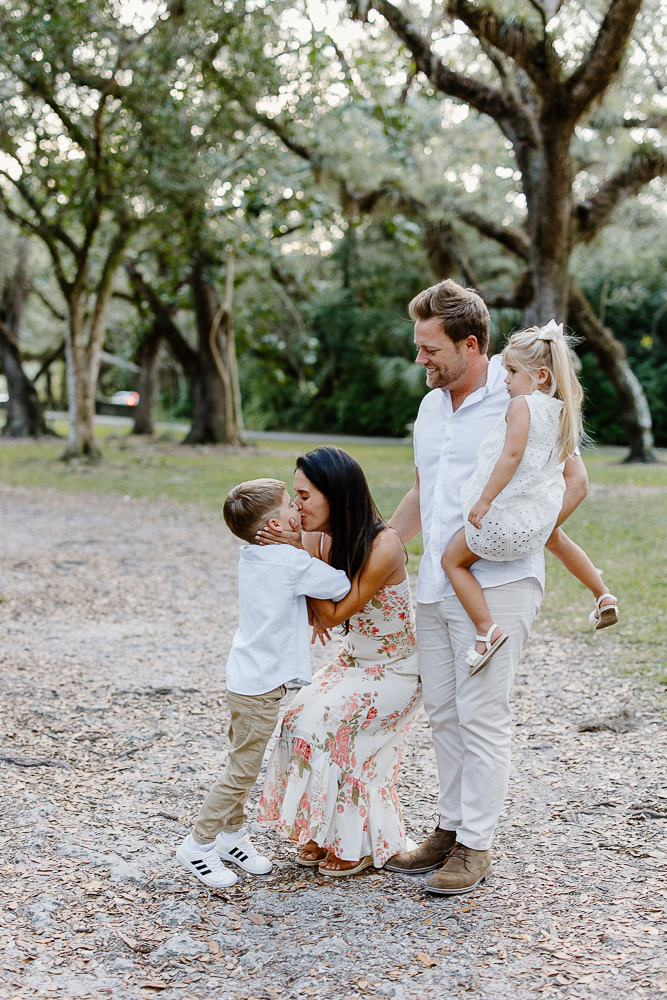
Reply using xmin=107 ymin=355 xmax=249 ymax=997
xmin=1 ymin=485 xmax=666 ymax=1000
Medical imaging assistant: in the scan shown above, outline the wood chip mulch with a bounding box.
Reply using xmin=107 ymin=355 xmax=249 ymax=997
xmin=1 ymin=485 xmax=665 ymax=1000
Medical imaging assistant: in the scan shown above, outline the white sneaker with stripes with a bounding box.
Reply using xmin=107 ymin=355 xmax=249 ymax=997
xmin=214 ymin=828 xmax=273 ymax=875
xmin=176 ymin=837 xmax=238 ymax=888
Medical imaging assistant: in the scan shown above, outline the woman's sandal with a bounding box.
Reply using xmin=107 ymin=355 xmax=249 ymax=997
xmin=295 ymin=845 xmax=329 ymax=867
xmin=318 ymin=854 xmax=375 ymax=878
xmin=465 ymin=624 xmax=509 ymax=677
xmin=589 ymin=594 xmax=619 ymax=631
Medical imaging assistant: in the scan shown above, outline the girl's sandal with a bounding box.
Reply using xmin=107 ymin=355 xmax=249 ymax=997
xmin=465 ymin=624 xmax=509 ymax=677
xmin=318 ymin=854 xmax=375 ymax=878
xmin=295 ymin=845 xmax=328 ymax=867
xmin=589 ymin=594 xmax=619 ymax=631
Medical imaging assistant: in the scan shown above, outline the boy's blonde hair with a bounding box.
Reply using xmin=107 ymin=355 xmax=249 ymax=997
xmin=223 ymin=478 xmax=286 ymax=544
xmin=502 ymin=320 xmax=584 ymax=463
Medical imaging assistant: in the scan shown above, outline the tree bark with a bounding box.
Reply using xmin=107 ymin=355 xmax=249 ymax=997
xmin=568 ymin=283 xmax=655 ymax=462
xmin=131 ymin=323 xmax=162 ymax=435
xmin=61 ymin=227 xmax=132 ymax=460
xmin=0 ymin=322 xmax=48 ymax=437
xmin=0 ymin=241 xmax=48 ymax=437
xmin=186 ymin=256 xmax=243 ymax=446
xmin=125 ymin=258 xmax=244 ymax=446
xmin=520 ymin=119 xmax=574 ymax=326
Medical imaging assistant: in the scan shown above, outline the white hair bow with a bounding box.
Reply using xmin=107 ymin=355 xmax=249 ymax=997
xmin=537 ymin=319 xmax=564 ymax=342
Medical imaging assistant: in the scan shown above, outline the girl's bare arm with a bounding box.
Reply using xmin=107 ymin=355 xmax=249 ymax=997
xmin=468 ymin=397 xmax=530 ymax=528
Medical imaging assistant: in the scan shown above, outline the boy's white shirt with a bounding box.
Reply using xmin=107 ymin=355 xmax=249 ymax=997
xmin=224 ymin=544 xmax=350 ymax=696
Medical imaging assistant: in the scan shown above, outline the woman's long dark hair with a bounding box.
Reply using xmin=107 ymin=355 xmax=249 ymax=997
xmin=296 ymin=447 xmax=385 ymax=629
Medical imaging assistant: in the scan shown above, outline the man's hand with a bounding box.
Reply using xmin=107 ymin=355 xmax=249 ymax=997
xmin=468 ymin=497 xmax=490 ymax=530
xmin=555 ymin=454 xmax=589 ymax=527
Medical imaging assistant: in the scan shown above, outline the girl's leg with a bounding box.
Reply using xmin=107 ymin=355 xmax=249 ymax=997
xmin=545 ymin=528 xmax=614 ymax=607
xmin=442 ymin=529 xmax=502 ymax=655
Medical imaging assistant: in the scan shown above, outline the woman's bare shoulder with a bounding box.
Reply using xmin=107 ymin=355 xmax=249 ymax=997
xmin=370 ymin=527 xmax=404 ymax=562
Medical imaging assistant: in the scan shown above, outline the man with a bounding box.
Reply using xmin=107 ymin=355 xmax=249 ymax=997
xmin=386 ymin=280 xmax=588 ymax=895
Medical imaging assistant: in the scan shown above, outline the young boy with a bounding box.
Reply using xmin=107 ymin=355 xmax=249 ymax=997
xmin=176 ymin=478 xmax=350 ymax=888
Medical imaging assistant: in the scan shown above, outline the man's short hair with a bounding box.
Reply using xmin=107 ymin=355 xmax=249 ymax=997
xmin=409 ymin=279 xmax=490 ymax=353
xmin=223 ymin=478 xmax=286 ymax=544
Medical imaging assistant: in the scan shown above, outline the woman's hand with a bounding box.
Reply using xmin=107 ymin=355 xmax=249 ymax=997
xmin=468 ymin=497 xmax=490 ymax=530
xmin=308 ymin=599 xmax=331 ymax=645
xmin=311 ymin=619 xmax=331 ymax=646
xmin=255 ymin=517 xmax=303 ymax=548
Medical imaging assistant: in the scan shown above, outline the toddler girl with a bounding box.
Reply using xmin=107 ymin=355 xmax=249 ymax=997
xmin=441 ymin=319 xmax=618 ymax=675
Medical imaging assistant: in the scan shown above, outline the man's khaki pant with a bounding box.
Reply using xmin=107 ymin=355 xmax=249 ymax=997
xmin=417 ymin=579 xmax=542 ymax=851
xmin=193 ymin=684 xmax=286 ymax=844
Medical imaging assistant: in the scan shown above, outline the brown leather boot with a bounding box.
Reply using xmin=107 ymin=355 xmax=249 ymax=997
xmin=424 ymin=843 xmax=492 ymax=895
xmin=383 ymin=827 xmax=457 ymax=874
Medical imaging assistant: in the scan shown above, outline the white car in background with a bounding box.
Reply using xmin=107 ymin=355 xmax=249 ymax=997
xmin=108 ymin=391 xmax=140 ymax=407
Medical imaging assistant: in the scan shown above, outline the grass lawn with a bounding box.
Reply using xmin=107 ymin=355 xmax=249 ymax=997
xmin=1 ymin=433 xmax=665 ymax=687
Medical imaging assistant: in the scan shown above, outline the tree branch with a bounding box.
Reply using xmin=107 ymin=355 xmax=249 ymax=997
xmin=0 ymin=180 xmax=73 ymax=296
xmin=32 ymin=341 xmax=65 ymax=383
xmin=19 ymin=72 xmax=94 ymax=159
xmin=618 ymin=112 xmax=667 ymax=130
xmin=456 ymin=208 xmax=530 ymax=259
xmin=123 ymin=262 xmax=198 ymax=374
xmin=240 ymin=101 xmax=318 ymax=166
xmin=445 ymin=0 xmax=558 ymax=91
xmin=566 ymin=0 xmax=644 ymax=116
xmin=423 ymin=219 xmax=533 ymax=308
xmin=0 ymin=170 xmax=80 ymax=259
xmin=365 ymin=1 xmax=538 ymax=148
xmin=480 ymin=278 xmax=533 ymax=309
xmin=30 ymin=287 xmax=67 ymax=322
xmin=575 ymin=147 xmax=667 ymax=243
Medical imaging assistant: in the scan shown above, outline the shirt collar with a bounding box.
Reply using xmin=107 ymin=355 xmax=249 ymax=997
xmin=441 ymin=354 xmax=505 ymax=412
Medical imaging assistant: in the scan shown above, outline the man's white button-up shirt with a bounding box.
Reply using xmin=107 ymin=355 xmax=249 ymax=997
xmin=414 ymin=354 xmax=545 ymax=605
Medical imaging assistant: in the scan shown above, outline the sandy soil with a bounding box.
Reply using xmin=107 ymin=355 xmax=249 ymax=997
xmin=1 ymin=485 xmax=666 ymax=1000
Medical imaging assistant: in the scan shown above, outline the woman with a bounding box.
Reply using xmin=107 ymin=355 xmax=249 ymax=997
xmin=256 ymin=447 xmax=421 ymax=875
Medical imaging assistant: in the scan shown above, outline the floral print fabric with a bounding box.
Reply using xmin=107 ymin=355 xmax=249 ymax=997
xmin=258 ymin=577 xmax=421 ymax=867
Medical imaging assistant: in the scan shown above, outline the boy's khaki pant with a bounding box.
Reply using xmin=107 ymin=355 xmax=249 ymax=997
xmin=193 ymin=684 xmax=286 ymax=844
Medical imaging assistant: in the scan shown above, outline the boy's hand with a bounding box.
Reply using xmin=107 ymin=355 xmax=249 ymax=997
xmin=255 ymin=518 xmax=303 ymax=547
xmin=468 ymin=498 xmax=491 ymax=530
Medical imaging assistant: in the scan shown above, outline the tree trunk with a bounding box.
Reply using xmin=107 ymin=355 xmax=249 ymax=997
xmin=223 ymin=251 xmax=245 ymax=443
xmin=61 ymin=229 xmax=132 ymax=461
xmin=568 ymin=283 xmax=655 ymax=463
xmin=186 ymin=257 xmax=243 ymax=445
xmin=0 ymin=322 xmax=48 ymax=437
xmin=63 ymin=298 xmax=100 ymax=460
xmin=132 ymin=323 xmax=162 ymax=435
xmin=0 ymin=242 xmax=48 ymax=437
xmin=520 ymin=131 xmax=573 ymax=326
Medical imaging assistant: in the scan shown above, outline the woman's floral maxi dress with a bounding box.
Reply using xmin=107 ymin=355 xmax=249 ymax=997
xmin=258 ymin=577 xmax=421 ymax=867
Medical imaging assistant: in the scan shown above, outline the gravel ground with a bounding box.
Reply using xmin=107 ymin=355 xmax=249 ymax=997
xmin=1 ymin=485 xmax=666 ymax=1000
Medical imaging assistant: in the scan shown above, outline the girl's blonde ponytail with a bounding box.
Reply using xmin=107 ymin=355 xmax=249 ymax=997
xmin=546 ymin=329 xmax=584 ymax=462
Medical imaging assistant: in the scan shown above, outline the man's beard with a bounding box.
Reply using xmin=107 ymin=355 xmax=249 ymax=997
xmin=425 ymin=350 xmax=467 ymax=389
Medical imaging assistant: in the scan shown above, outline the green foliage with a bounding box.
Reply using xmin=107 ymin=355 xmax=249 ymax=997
xmin=573 ymin=209 xmax=667 ymax=446
xmin=237 ymin=223 xmax=429 ymax=436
